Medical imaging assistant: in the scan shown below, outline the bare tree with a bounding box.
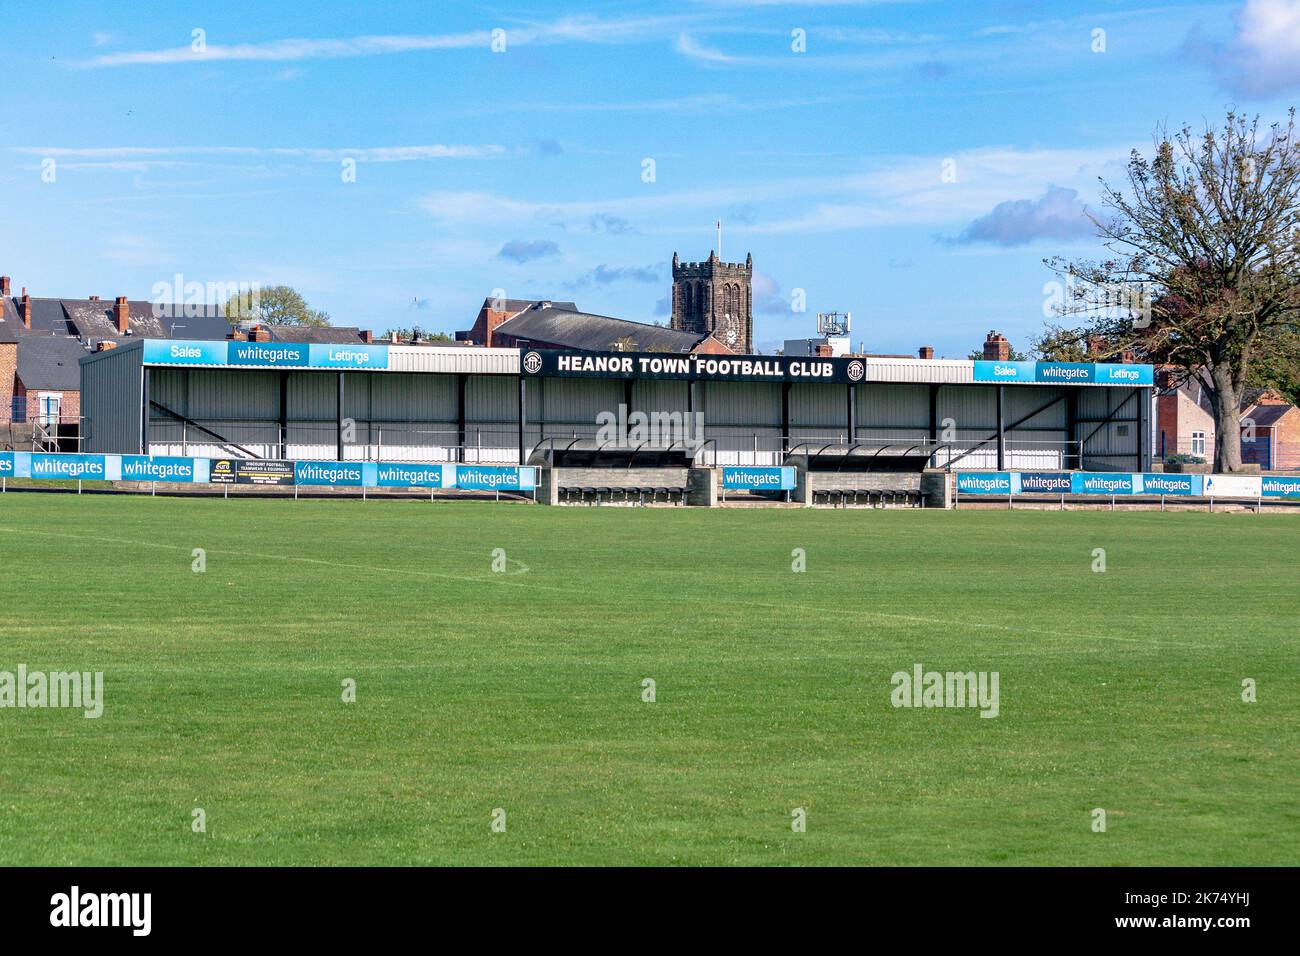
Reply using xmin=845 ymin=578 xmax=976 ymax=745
xmin=1039 ymin=110 xmax=1300 ymax=472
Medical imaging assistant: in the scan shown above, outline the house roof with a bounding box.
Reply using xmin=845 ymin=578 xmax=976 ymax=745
xmin=494 ymin=304 xmax=706 ymax=353
xmin=484 ymin=297 xmax=578 ymax=316
xmin=1242 ymin=403 xmax=1294 ymax=427
xmin=3 ymin=297 xmax=234 ymax=343
xmin=262 ymin=325 xmax=371 ymax=344
xmin=15 ymin=336 xmax=88 ymax=390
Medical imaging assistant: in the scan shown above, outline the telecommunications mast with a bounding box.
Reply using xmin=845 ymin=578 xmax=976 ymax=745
xmin=816 ymin=311 xmax=852 ymax=338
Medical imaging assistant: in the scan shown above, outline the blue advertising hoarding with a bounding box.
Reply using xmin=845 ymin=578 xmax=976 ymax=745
xmin=1070 ymin=472 xmax=1135 ymax=494
xmin=455 ymin=465 xmax=537 ymax=491
xmin=1095 ymin=363 xmax=1154 ymax=386
xmin=140 ymin=339 xmax=392 ymax=370
xmin=956 ymin=472 xmax=1016 ymax=494
xmin=973 ymin=360 xmax=1153 ymax=386
xmin=1261 ymin=475 xmax=1300 ymax=498
xmin=115 ymin=455 xmax=201 ymax=483
xmin=28 ymin=453 xmax=107 ymax=480
xmin=227 ymin=341 xmax=309 ymax=367
xmin=1034 ymin=362 xmax=1094 ymax=385
xmin=972 ymin=361 xmax=1036 ymax=383
xmin=1017 ymin=471 xmax=1072 ymax=493
xmin=1138 ymin=472 xmax=1200 ymax=495
xmin=293 ymin=460 xmax=367 ymax=486
xmin=142 ymin=340 xmax=229 ymax=366
xmin=0 ymin=451 xmax=12 ymax=477
xmin=375 ymin=462 xmax=453 ymax=488
xmin=306 ymin=343 xmax=390 ymax=369
xmin=722 ymin=466 xmax=796 ymax=490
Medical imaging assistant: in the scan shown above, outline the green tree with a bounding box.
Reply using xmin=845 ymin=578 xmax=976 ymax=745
xmin=1040 ymin=110 xmax=1300 ymax=472
xmin=1245 ymin=326 xmax=1300 ymax=405
xmin=224 ymin=285 xmax=331 ymax=328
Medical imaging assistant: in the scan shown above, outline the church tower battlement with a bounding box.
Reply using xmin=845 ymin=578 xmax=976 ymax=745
xmin=670 ymin=250 xmax=753 ymax=354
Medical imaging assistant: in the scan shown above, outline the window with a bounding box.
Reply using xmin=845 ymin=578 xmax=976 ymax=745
xmin=37 ymin=393 xmax=60 ymax=426
xmin=1191 ymin=431 xmax=1206 ymax=456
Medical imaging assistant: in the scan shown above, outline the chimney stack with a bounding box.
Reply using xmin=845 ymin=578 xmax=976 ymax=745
xmin=0 ymin=275 xmax=10 ymax=296
xmin=360 ymin=330 xmax=374 ymax=344
xmin=22 ymin=292 xmax=32 ymax=329
xmin=918 ymin=345 xmax=934 ymax=360
xmin=114 ymin=296 xmax=130 ymax=334
xmin=249 ymin=324 xmax=271 ymax=343
xmin=982 ymin=330 xmax=1010 ymax=361
xmin=96 ymin=340 xmax=118 ymax=352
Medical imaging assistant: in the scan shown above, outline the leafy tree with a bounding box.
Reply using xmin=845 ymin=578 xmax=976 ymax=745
xmin=224 ymin=285 xmax=331 ymax=328
xmin=1040 ymin=110 xmax=1300 ymax=472
xmin=1245 ymin=326 xmax=1300 ymax=405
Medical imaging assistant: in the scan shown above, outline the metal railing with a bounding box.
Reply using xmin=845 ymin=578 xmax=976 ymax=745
xmin=143 ymin=418 xmax=1099 ymax=471
xmin=31 ymin=416 xmax=85 ymax=453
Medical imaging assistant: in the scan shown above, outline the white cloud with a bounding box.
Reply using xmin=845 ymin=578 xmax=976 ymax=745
xmin=415 ymin=144 xmax=1129 ymax=238
xmin=1212 ymin=0 xmax=1300 ymax=96
xmin=76 ymin=15 xmax=696 ymax=68
xmin=674 ymin=33 xmax=740 ymax=64
xmin=80 ymin=32 xmax=489 ymax=67
xmin=10 ymin=144 xmax=505 ymax=165
xmin=952 ymin=186 xmax=1094 ymax=246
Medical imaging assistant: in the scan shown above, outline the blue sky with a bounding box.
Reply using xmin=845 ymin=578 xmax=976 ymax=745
xmin=2 ymin=0 xmax=1298 ymax=355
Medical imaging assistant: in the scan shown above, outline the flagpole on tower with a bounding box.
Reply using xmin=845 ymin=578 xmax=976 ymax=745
xmin=716 ymin=219 xmax=722 ymax=261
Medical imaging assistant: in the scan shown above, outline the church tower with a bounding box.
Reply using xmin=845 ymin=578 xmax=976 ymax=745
xmin=670 ymin=250 xmax=753 ymax=354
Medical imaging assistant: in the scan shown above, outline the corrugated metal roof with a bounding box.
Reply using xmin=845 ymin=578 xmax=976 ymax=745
xmin=389 ymin=345 xmax=520 ymax=375
xmin=495 ymin=306 xmax=703 ymax=352
xmin=16 ymin=336 xmax=88 ymax=389
xmin=861 ymin=357 xmax=975 ymax=385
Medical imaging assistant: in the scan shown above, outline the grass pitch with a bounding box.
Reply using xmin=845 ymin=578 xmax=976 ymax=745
xmin=0 ymin=492 xmax=1295 ymax=866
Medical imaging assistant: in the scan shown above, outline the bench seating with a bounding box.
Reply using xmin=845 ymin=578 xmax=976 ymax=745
xmin=812 ymin=488 xmax=921 ymax=508
xmin=557 ymin=485 xmax=687 ymax=506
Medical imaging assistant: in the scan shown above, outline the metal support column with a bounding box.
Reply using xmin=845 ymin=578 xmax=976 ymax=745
xmin=456 ymin=373 xmax=467 ymax=463
xmin=278 ymin=370 xmax=289 ymax=459
xmin=140 ymin=366 xmax=150 ymax=454
xmin=1137 ymin=386 xmax=1151 ymax=471
xmin=336 ymin=372 xmax=345 ymax=461
xmin=518 ymin=375 xmax=527 ymax=466
xmin=928 ymin=383 xmax=939 ymax=443
xmin=1066 ymin=389 xmax=1079 ymax=470
xmin=781 ymin=380 xmax=791 ymax=453
xmin=846 ymin=383 xmax=856 ymax=443
xmin=996 ymin=384 xmax=1006 ymax=471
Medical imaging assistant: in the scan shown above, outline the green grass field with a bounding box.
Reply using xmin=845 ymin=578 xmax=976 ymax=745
xmin=0 ymin=492 xmax=1295 ymax=866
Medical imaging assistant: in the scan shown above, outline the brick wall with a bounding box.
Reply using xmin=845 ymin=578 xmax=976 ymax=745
xmin=16 ymin=386 xmax=79 ymax=423
xmin=0 ymin=342 xmax=15 ymax=423
xmin=1270 ymin=409 xmax=1300 ymax=470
